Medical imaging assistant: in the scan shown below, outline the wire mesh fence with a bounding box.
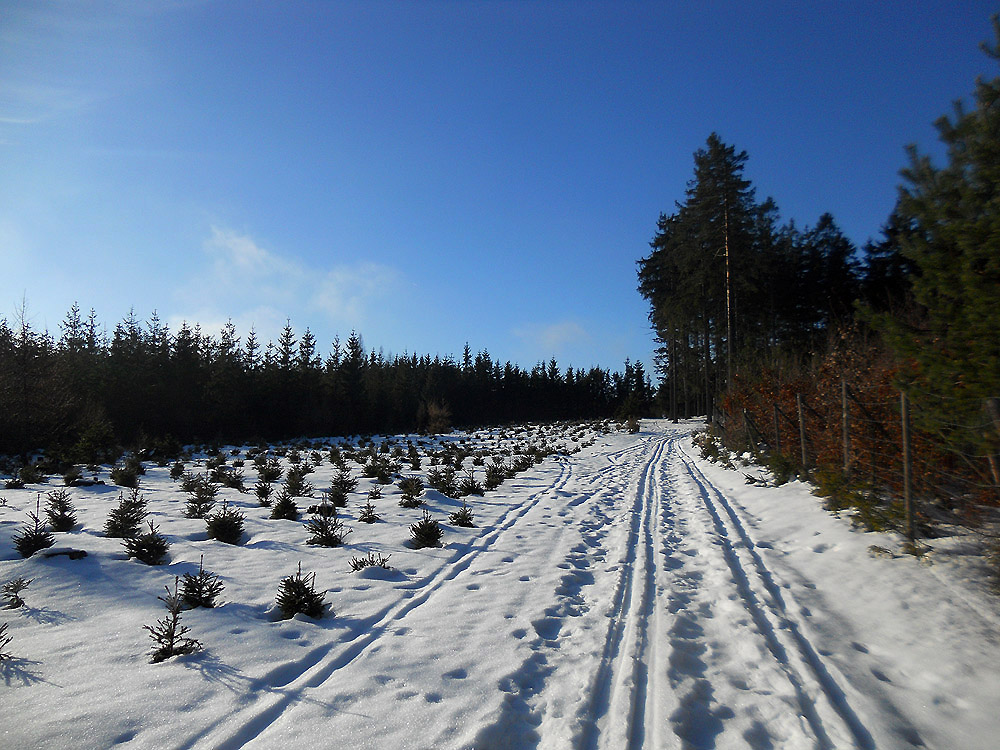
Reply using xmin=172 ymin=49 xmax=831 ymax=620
xmin=714 ymin=376 xmax=1000 ymax=547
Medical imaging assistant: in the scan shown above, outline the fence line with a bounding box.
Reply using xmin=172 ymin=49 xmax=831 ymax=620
xmin=716 ymin=380 xmax=1000 ymax=545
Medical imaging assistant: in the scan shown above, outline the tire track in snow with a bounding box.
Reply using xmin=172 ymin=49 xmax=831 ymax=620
xmin=676 ymin=444 xmax=877 ymax=750
xmin=178 ymin=455 xmax=577 ymax=750
xmin=578 ymin=432 xmax=671 ymax=750
xmin=470 ymin=430 xmax=663 ymax=748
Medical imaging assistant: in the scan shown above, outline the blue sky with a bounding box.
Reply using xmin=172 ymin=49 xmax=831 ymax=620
xmin=2 ymin=1 xmax=996 ymax=375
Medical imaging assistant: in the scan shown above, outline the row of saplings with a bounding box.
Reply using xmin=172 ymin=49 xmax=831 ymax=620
xmin=1 ymin=556 xmax=333 ymax=663
xmin=4 ymin=446 xmax=547 ymax=663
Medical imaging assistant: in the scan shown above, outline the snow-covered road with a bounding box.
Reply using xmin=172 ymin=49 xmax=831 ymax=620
xmin=2 ymin=420 xmax=998 ymax=749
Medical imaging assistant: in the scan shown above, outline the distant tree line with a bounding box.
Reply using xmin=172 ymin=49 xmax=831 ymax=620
xmin=0 ymin=307 xmax=653 ymax=459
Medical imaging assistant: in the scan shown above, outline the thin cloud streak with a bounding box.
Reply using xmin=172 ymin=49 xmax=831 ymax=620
xmin=172 ymin=226 xmax=403 ymax=345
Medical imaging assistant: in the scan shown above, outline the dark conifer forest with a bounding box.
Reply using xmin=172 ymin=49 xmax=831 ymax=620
xmin=0 ymin=309 xmax=653 ymax=460
xmin=640 ymin=19 xmax=1000 ymax=421
xmin=639 ymin=21 xmax=1000 ymax=527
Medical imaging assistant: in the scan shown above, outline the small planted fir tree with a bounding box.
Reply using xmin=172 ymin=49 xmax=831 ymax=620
xmin=256 ymin=458 xmax=283 ymax=483
xmin=305 ymin=503 xmax=352 ymax=547
xmin=409 ymin=510 xmax=443 ymax=548
xmin=349 ymin=551 xmax=391 ymax=571
xmin=358 ymin=499 xmax=380 ymax=523
xmin=270 ymin=487 xmax=299 ymax=521
xmin=254 ymin=479 xmax=274 ymax=506
xmin=44 ymin=488 xmax=77 ymax=532
xmin=205 ymin=502 xmax=246 ymax=545
xmin=180 ymin=556 xmax=224 ymax=608
xmin=330 ymin=468 xmax=358 ymax=504
xmin=184 ymin=475 xmax=219 ymax=518
xmin=105 ymin=488 xmax=148 ymax=537
xmin=275 ymin=563 xmax=328 ymax=620
xmin=13 ymin=498 xmax=55 ymax=558
xmin=2 ymin=577 xmax=32 ymax=608
xmin=284 ymin=466 xmax=314 ymax=498
xmin=427 ymin=466 xmax=458 ymax=497
xmin=457 ymin=469 xmax=484 ymax=497
xmin=0 ymin=622 xmax=13 ymax=661
xmin=144 ymin=577 xmax=201 ymax=663
xmin=397 ymin=475 xmax=425 ymax=508
xmin=484 ymin=458 xmax=506 ymax=490
xmin=449 ymin=502 xmax=475 ymax=528
xmin=124 ymin=521 xmax=170 ymax=565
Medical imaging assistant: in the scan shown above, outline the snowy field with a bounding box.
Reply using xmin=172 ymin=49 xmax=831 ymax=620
xmin=2 ymin=419 xmax=999 ymax=749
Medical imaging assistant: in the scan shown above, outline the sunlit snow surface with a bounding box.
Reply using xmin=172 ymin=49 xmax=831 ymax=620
xmin=2 ymin=420 xmax=998 ymax=749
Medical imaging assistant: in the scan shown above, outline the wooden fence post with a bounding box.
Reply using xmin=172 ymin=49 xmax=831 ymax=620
xmin=773 ymin=403 xmax=781 ymax=454
xmin=797 ymin=393 xmax=808 ymax=471
xmin=842 ymin=379 xmax=851 ymax=479
xmin=985 ymin=398 xmax=1000 ymax=486
xmin=901 ymin=390 xmax=915 ymax=545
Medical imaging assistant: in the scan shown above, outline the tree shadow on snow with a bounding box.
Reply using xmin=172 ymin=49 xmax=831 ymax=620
xmin=19 ymin=604 xmax=76 ymax=626
xmin=1 ymin=656 xmax=52 ymax=687
xmin=181 ymin=651 xmax=253 ymax=693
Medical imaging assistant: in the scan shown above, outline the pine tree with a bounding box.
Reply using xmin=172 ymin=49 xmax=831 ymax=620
xmin=180 ymin=556 xmax=224 ymax=608
xmin=876 ymin=17 xmax=1000 ymax=454
xmin=409 ymin=510 xmax=443 ymax=548
xmin=275 ymin=563 xmax=328 ymax=619
xmin=13 ymin=499 xmax=55 ymax=558
xmin=270 ymin=487 xmax=299 ymax=520
xmin=44 ymin=488 xmax=77 ymax=531
xmin=0 ymin=622 xmax=14 ymax=661
xmin=2 ymin=577 xmax=32 ymax=608
xmin=449 ymin=502 xmax=475 ymax=527
xmin=124 ymin=521 xmax=170 ymax=565
xmin=304 ymin=503 xmax=352 ymax=547
xmin=205 ymin=502 xmax=246 ymax=545
xmin=144 ymin=577 xmax=201 ymax=662
xmin=105 ymin=488 xmax=148 ymax=537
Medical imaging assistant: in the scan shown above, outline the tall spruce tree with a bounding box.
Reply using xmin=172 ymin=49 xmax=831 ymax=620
xmin=877 ymin=17 xmax=1000 ymax=449
xmin=639 ymin=134 xmax=776 ymax=412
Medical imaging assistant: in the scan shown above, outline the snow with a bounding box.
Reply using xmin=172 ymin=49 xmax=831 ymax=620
xmin=2 ymin=420 xmax=999 ymax=749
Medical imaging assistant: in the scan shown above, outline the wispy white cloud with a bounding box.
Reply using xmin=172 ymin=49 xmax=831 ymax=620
xmin=173 ymin=226 xmax=402 ymax=344
xmin=513 ymin=320 xmax=591 ymax=353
